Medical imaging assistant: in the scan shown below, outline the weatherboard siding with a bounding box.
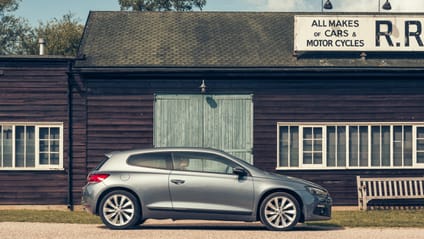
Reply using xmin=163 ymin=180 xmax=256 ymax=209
xmin=81 ymin=74 xmax=424 ymax=205
xmin=0 ymin=60 xmax=71 ymax=205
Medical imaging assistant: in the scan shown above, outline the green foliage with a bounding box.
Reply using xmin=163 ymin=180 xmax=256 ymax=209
xmin=32 ymin=13 xmax=84 ymax=56
xmin=118 ymin=0 xmax=206 ymax=11
xmin=0 ymin=0 xmax=35 ymax=55
xmin=0 ymin=0 xmax=83 ymax=56
xmin=0 ymin=0 xmax=19 ymax=13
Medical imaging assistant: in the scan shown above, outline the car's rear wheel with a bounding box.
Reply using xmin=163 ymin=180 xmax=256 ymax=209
xmin=99 ymin=190 xmax=140 ymax=229
xmin=259 ymin=192 xmax=300 ymax=231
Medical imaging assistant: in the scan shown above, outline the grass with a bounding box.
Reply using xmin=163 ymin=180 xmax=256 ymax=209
xmin=0 ymin=210 xmax=424 ymax=227
xmin=0 ymin=210 xmax=101 ymax=224
xmin=307 ymin=210 xmax=424 ymax=228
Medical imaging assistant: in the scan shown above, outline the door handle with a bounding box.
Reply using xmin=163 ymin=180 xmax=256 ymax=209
xmin=170 ymin=179 xmax=185 ymax=185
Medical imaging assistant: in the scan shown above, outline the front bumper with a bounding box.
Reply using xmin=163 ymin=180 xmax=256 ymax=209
xmin=304 ymin=194 xmax=332 ymax=221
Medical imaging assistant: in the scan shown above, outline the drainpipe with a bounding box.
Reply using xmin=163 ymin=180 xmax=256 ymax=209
xmin=67 ymin=60 xmax=74 ymax=211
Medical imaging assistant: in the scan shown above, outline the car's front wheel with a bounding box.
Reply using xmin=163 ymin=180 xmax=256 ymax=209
xmin=259 ymin=192 xmax=301 ymax=231
xmin=99 ymin=190 xmax=141 ymax=229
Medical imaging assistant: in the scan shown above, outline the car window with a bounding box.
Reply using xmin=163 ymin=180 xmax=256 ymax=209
xmin=172 ymin=152 xmax=238 ymax=174
xmin=127 ymin=152 xmax=172 ymax=170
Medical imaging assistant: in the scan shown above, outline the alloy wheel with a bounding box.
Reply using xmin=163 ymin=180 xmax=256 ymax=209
xmin=260 ymin=192 xmax=300 ymax=230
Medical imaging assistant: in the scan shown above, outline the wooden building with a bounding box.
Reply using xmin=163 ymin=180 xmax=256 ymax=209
xmin=2 ymin=12 xmax=424 ymax=207
xmin=0 ymin=56 xmax=79 ymax=206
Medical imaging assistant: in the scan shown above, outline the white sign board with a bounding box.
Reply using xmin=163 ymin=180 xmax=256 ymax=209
xmin=294 ymin=15 xmax=424 ymax=52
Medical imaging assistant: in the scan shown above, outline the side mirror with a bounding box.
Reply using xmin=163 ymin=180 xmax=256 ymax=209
xmin=233 ymin=167 xmax=247 ymax=177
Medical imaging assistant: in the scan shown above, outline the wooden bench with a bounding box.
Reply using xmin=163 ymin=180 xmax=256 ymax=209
xmin=356 ymin=176 xmax=424 ymax=210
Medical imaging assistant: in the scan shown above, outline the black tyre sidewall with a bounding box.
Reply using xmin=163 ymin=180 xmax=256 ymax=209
xmin=259 ymin=192 xmax=301 ymax=231
xmin=99 ymin=190 xmax=141 ymax=229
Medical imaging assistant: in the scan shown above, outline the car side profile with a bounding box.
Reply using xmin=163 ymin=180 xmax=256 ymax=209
xmin=82 ymin=148 xmax=332 ymax=231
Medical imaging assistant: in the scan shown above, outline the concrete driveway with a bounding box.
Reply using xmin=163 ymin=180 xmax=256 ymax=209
xmin=0 ymin=220 xmax=422 ymax=239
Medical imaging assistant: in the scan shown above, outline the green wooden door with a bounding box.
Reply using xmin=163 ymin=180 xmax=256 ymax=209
xmin=154 ymin=94 xmax=253 ymax=163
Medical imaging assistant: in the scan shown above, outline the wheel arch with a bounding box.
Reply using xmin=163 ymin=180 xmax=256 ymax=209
xmin=95 ymin=187 xmax=142 ymax=216
xmin=256 ymin=188 xmax=305 ymax=223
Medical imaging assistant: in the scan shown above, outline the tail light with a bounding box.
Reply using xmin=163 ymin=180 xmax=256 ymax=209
xmin=87 ymin=173 xmax=110 ymax=183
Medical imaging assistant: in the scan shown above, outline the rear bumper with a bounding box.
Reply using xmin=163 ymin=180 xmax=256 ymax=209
xmin=81 ymin=183 xmax=100 ymax=215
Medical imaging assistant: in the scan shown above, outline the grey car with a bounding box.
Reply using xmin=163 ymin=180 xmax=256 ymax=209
xmin=82 ymin=148 xmax=331 ymax=231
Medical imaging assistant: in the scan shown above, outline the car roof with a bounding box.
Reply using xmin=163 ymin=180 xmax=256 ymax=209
xmin=106 ymin=147 xmax=230 ymax=157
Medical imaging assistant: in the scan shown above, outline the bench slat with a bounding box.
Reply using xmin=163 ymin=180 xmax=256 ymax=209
xmin=357 ymin=176 xmax=424 ymax=210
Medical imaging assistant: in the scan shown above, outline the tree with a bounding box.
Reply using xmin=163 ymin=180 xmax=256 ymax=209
xmin=0 ymin=0 xmax=34 ymax=54
xmin=31 ymin=13 xmax=84 ymax=56
xmin=118 ymin=0 xmax=206 ymax=11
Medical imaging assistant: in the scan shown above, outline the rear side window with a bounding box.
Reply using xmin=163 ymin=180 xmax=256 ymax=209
xmin=127 ymin=152 xmax=172 ymax=170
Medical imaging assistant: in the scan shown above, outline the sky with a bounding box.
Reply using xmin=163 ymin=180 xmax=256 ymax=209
xmin=13 ymin=0 xmax=424 ymax=26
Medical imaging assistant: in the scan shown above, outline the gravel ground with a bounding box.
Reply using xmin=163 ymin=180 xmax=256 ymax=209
xmin=1 ymin=220 xmax=423 ymax=239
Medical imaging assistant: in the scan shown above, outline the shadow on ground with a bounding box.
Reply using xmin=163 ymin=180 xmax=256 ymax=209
xmin=98 ymin=221 xmax=344 ymax=231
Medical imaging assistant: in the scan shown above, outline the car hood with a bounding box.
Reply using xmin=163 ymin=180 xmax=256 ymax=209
xmin=254 ymin=170 xmax=327 ymax=190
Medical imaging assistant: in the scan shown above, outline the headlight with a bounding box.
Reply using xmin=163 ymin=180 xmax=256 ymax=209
xmin=306 ymin=186 xmax=328 ymax=197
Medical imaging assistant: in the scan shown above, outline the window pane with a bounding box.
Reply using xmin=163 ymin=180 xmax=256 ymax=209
xmin=303 ymin=128 xmax=312 ymax=139
xmin=303 ymin=153 xmax=312 ymax=164
xmin=393 ymin=126 xmax=403 ymax=166
xmin=404 ymin=126 xmax=412 ymax=166
xmin=315 ymin=128 xmax=322 ymax=139
xmin=39 ymin=128 xmax=49 ymax=140
xmin=417 ymin=139 xmax=424 ymax=151
xmin=3 ymin=126 xmax=13 ymax=167
xmin=314 ymin=153 xmax=322 ymax=164
xmin=279 ymin=126 xmax=289 ymax=167
xmin=314 ymin=139 xmax=322 ymax=151
xmin=381 ymin=126 xmax=391 ymax=166
xmin=50 ymin=153 xmax=59 ymax=165
xmin=327 ymin=126 xmax=336 ymax=167
xmin=26 ymin=127 xmax=35 ymax=167
xmin=349 ymin=126 xmax=358 ymax=167
xmin=371 ymin=126 xmax=381 ymax=167
xmin=418 ymin=152 xmax=424 ymax=164
xmin=173 ymin=152 xmax=236 ymax=174
xmin=290 ymin=127 xmax=299 ymax=167
xmin=127 ymin=153 xmax=171 ymax=170
xmin=50 ymin=128 xmax=60 ymax=140
xmin=359 ymin=126 xmax=369 ymax=167
xmin=40 ymin=153 xmax=49 ymax=165
xmin=337 ymin=126 xmax=346 ymax=167
xmin=417 ymin=127 xmax=424 ymax=138
xmin=303 ymin=140 xmax=312 ymax=151
xmin=50 ymin=140 xmax=59 ymax=153
xmin=39 ymin=140 xmax=49 ymax=152
xmin=15 ymin=126 xmax=25 ymax=167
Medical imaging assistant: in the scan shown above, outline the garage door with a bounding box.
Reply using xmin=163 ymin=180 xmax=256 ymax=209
xmin=154 ymin=94 xmax=253 ymax=163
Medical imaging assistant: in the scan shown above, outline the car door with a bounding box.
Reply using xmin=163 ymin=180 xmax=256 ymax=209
xmin=126 ymin=152 xmax=173 ymax=211
xmin=169 ymin=152 xmax=254 ymax=215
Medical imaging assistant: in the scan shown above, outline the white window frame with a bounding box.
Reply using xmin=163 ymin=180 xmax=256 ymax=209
xmin=414 ymin=125 xmax=424 ymax=167
xmin=277 ymin=122 xmax=424 ymax=170
xmin=0 ymin=122 xmax=64 ymax=171
xmin=299 ymin=126 xmax=326 ymax=168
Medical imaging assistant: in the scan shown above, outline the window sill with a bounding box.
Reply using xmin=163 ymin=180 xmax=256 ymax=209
xmin=0 ymin=168 xmax=65 ymax=171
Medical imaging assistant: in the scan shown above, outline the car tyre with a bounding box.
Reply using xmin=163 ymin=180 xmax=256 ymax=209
xmin=99 ymin=190 xmax=141 ymax=229
xmin=259 ymin=192 xmax=301 ymax=231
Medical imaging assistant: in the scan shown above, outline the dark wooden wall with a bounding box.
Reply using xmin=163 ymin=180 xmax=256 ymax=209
xmin=3 ymin=66 xmax=424 ymax=206
xmin=83 ymin=74 xmax=424 ymax=205
xmin=0 ymin=59 xmax=71 ymax=205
